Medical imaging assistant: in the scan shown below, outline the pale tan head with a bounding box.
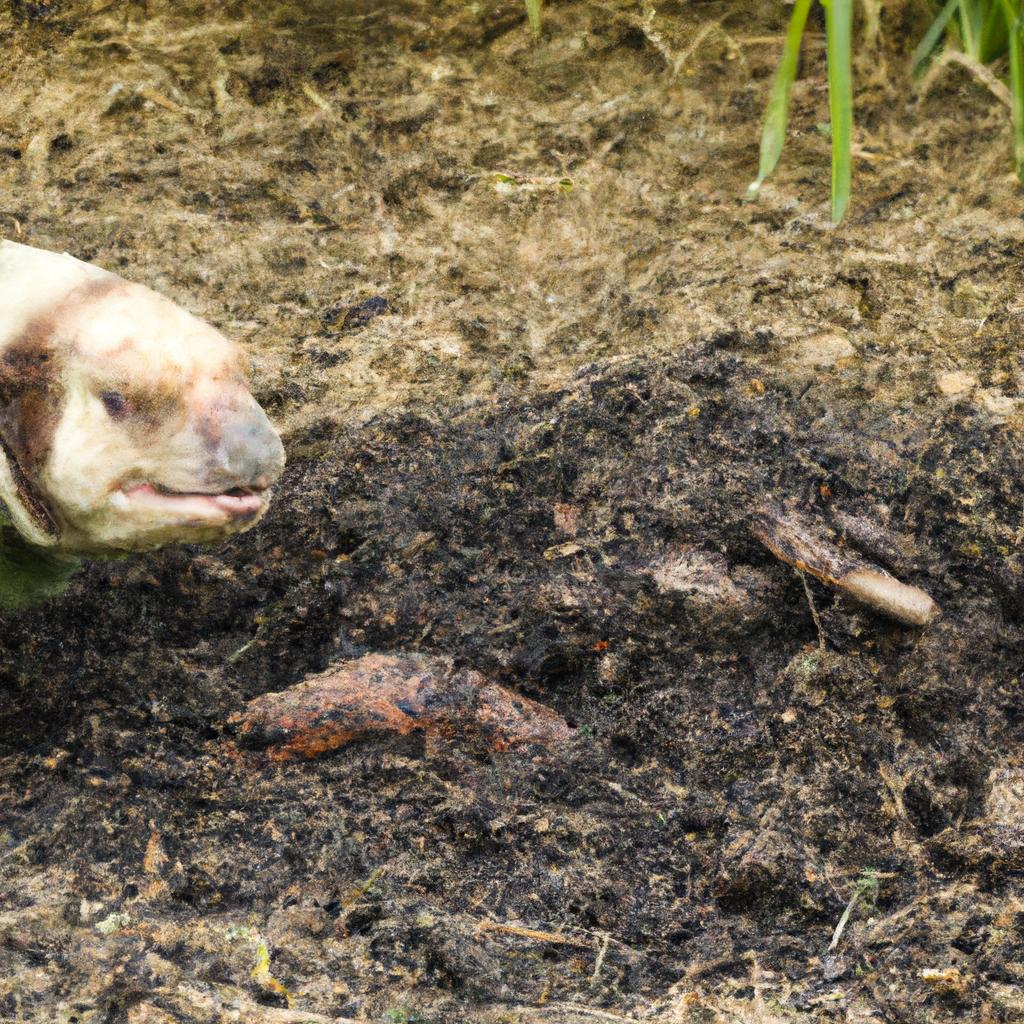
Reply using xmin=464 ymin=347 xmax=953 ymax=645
xmin=0 ymin=247 xmax=284 ymax=555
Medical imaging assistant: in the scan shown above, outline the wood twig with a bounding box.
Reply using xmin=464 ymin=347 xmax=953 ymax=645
xmin=796 ymin=568 xmax=828 ymax=651
xmin=477 ymin=919 xmax=593 ymax=948
xmin=590 ymin=931 xmax=611 ymax=987
xmin=754 ymin=502 xmax=940 ymax=627
xmin=536 ymin=1004 xmax=638 ymax=1023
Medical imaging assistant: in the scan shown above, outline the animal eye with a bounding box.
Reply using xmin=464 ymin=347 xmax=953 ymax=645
xmin=100 ymin=390 xmax=129 ymax=420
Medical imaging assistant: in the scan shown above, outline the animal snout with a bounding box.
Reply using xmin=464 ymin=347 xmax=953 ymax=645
xmin=214 ymin=402 xmax=285 ymax=490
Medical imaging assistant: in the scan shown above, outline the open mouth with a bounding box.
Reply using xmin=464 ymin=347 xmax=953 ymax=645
xmin=116 ymin=482 xmax=268 ymax=520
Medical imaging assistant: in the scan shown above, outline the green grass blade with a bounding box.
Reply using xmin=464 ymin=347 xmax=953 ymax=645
xmin=912 ymin=0 xmax=962 ymax=78
xmin=822 ymin=0 xmax=853 ymax=224
xmin=746 ymin=0 xmax=814 ymax=199
xmin=1001 ymin=2 xmax=1024 ymax=178
xmin=525 ymin=0 xmax=542 ymax=36
xmin=979 ymin=0 xmax=1010 ymax=61
xmin=960 ymin=0 xmax=983 ymax=58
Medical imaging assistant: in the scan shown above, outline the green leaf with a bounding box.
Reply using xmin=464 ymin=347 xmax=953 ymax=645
xmin=746 ymin=0 xmax=814 ymax=199
xmin=822 ymin=0 xmax=854 ymax=224
xmin=912 ymin=0 xmax=961 ymax=78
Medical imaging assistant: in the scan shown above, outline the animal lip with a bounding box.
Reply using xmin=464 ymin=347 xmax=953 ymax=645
xmin=118 ymin=482 xmax=268 ymax=519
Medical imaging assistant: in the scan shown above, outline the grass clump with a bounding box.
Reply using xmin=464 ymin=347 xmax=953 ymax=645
xmin=915 ymin=1 xmax=1024 ymax=176
xmin=752 ymin=0 xmax=1024 ymax=222
xmin=748 ymin=0 xmax=853 ymax=224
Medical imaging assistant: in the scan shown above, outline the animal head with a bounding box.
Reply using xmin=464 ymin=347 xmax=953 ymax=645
xmin=0 ymin=242 xmax=284 ymax=554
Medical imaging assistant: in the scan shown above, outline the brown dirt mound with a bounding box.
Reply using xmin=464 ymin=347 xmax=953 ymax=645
xmin=2 ymin=342 xmax=1024 ymax=1021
